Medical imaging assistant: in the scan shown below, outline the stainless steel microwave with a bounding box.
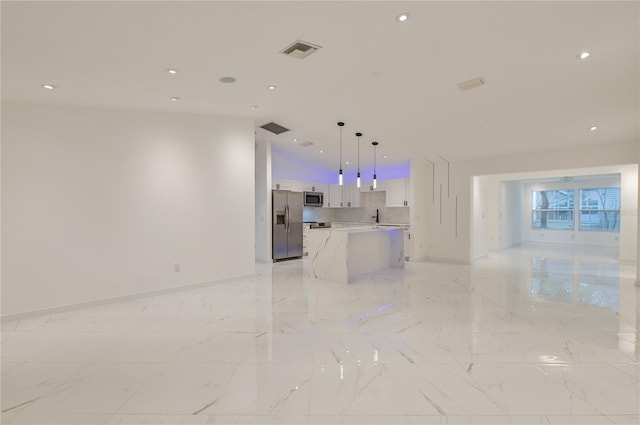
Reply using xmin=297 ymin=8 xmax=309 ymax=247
xmin=303 ymin=191 xmax=324 ymax=207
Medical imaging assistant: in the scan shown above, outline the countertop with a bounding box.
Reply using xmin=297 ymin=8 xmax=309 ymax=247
xmin=310 ymin=225 xmax=405 ymax=234
xmin=331 ymin=221 xmax=409 ymax=227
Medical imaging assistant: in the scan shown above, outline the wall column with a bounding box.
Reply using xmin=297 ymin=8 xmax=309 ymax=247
xmin=255 ymin=140 xmax=272 ymax=263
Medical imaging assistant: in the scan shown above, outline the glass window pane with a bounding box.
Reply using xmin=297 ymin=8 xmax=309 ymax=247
xmin=578 ymin=188 xmax=620 ymax=232
xmin=531 ymin=190 xmax=574 ymax=230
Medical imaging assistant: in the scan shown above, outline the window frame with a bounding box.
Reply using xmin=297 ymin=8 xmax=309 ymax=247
xmin=577 ymin=187 xmax=621 ymax=232
xmin=530 ymin=186 xmax=621 ymax=233
xmin=530 ymin=189 xmax=576 ymax=231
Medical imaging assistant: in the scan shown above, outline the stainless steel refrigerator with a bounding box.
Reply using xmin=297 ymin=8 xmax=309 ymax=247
xmin=272 ymin=190 xmax=303 ymax=261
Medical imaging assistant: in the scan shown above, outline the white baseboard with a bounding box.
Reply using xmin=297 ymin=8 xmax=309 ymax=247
xmin=1 ymin=273 xmax=256 ymax=323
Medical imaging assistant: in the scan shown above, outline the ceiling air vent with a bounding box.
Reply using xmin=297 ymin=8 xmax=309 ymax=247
xmin=260 ymin=122 xmax=290 ymax=135
xmin=457 ymin=76 xmax=486 ymax=91
xmin=299 ymin=141 xmax=314 ymax=147
xmin=280 ymin=40 xmax=322 ymax=59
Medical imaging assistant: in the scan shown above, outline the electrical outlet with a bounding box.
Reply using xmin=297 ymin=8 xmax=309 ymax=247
xmin=173 ymin=264 xmax=181 ymax=273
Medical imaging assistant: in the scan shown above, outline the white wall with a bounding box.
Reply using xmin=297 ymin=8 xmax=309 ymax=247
xmin=271 ymin=145 xmax=411 ymax=184
xmin=255 ymin=141 xmax=272 ymax=263
xmin=471 ymin=176 xmax=490 ymax=261
xmin=409 ymin=159 xmax=432 ymax=261
xmin=271 ymin=145 xmax=334 ymax=183
xmin=480 ymin=175 xmax=518 ymax=252
xmin=2 ymin=103 xmax=256 ymax=316
xmin=410 ymin=156 xmax=470 ymax=264
xmin=499 ymin=180 xmax=523 ymax=250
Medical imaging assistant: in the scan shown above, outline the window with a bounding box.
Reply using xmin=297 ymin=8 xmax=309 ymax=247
xmin=531 ymin=190 xmax=574 ymax=229
xmin=579 ymin=188 xmax=620 ymax=232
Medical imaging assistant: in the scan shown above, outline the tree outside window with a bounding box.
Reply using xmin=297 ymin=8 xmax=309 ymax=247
xmin=579 ymin=188 xmax=620 ymax=231
xmin=531 ymin=190 xmax=574 ymax=230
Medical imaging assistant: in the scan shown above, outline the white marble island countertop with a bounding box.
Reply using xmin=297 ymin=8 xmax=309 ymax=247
xmin=307 ymin=226 xmax=405 ymax=284
xmin=311 ymin=225 xmax=404 ymax=234
xmin=330 ymin=222 xmax=409 ymax=228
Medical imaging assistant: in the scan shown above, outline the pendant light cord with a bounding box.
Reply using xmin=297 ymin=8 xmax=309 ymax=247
xmin=337 ymin=122 xmax=344 ymax=171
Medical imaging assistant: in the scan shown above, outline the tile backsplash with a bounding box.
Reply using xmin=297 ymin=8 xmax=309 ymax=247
xmin=303 ymin=191 xmax=409 ymax=224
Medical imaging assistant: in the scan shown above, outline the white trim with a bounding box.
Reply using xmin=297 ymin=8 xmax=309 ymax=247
xmin=1 ymin=273 xmax=256 ymax=323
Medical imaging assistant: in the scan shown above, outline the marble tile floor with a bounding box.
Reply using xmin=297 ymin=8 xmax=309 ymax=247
xmin=1 ymin=243 xmax=638 ymax=424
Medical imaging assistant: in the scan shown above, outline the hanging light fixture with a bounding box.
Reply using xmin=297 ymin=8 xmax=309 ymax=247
xmin=337 ymin=122 xmax=345 ymax=186
xmin=355 ymin=132 xmax=362 ymax=188
xmin=372 ymin=141 xmax=379 ymax=189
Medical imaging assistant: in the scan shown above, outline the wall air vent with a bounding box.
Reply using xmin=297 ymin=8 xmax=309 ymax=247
xmin=457 ymin=76 xmax=486 ymax=91
xmin=299 ymin=141 xmax=314 ymax=147
xmin=280 ymin=40 xmax=322 ymax=59
xmin=260 ymin=122 xmax=290 ymax=135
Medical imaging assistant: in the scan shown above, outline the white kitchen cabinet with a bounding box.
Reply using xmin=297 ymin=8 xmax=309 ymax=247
xmin=385 ymin=178 xmax=410 ymax=207
xmin=301 ymin=181 xmax=318 ymax=192
xmin=344 ymin=183 xmax=361 ymax=207
xmin=328 ymin=184 xmax=344 ymax=208
xmin=360 ymin=179 xmax=386 ymax=193
xmin=404 ymin=229 xmax=412 ymax=260
xmin=302 ymin=223 xmax=311 ymax=255
xmin=272 ymin=179 xmax=303 ymax=192
xmin=310 ymin=182 xmax=327 ymax=193
xmin=321 ymin=183 xmax=330 ymax=207
xmin=272 ymin=179 xmax=288 ymax=190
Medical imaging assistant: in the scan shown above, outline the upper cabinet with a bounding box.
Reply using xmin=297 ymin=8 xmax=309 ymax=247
xmin=385 ymin=178 xmax=410 ymax=207
xmin=272 ymin=178 xmax=408 ymax=208
xmin=359 ymin=179 xmax=386 ymax=193
xmin=273 ymin=179 xmax=325 ymax=193
xmin=272 ymin=179 xmax=304 ymax=192
xmin=327 ymin=184 xmax=362 ymax=208
xmin=328 ymin=184 xmax=343 ymax=208
xmin=344 ymin=183 xmax=361 ymax=207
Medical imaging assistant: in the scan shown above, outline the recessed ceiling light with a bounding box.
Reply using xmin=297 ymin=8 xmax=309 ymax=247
xmin=396 ymin=13 xmax=410 ymax=22
xmin=41 ymin=84 xmax=56 ymax=90
xmin=345 ymin=161 xmax=350 ymax=165
xmin=219 ymin=76 xmax=237 ymax=84
xmin=170 ymin=97 xmax=180 ymax=102
xmin=268 ymin=85 xmax=277 ymax=90
xmin=589 ymin=126 xmax=598 ymax=131
xmin=293 ymin=138 xmax=298 ymax=143
xmin=383 ymin=155 xmax=388 ymax=159
xmin=319 ymin=150 xmax=324 ymax=154
xmin=250 ymin=105 xmax=260 ymax=109
xmin=166 ymin=68 xmax=178 ymax=75
xmin=578 ymin=51 xmax=590 ymax=60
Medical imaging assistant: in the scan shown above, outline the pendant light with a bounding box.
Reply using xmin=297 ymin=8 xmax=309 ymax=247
xmin=372 ymin=141 xmax=379 ymax=189
xmin=337 ymin=122 xmax=344 ymax=186
xmin=355 ymin=132 xmax=362 ymax=188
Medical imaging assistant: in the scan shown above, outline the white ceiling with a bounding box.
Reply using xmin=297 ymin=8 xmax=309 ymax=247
xmin=2 ymin=1 xmax=638 ymax=171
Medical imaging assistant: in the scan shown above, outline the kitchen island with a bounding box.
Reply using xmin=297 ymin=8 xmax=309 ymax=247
xmin=307 ymin=226 xmax=404 ymax=284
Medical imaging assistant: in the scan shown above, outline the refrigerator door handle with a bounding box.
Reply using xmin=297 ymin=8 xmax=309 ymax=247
xmin=285 ymin=204 xmax=290 ymax=232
